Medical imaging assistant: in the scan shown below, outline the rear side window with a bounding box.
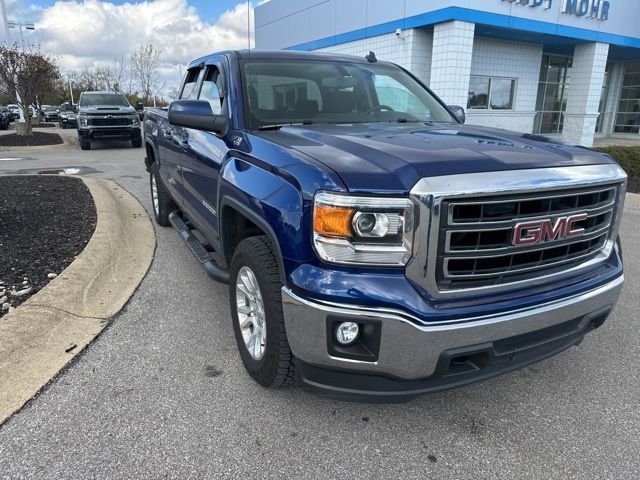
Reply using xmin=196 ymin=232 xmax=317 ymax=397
xmin=181 ymin=68 xmax=201 ymax=99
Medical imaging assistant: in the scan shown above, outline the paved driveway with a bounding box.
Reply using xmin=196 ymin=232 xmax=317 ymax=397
xmin=0 ymin=140 xmax=638 ymax=479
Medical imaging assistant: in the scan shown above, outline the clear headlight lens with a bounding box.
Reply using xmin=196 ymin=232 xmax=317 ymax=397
xmin=79 ymin=116 xmax=88 ymax=127
xmin=131 ymin=116 xmax=139 ymax=126
xmin=313 ymin=192 xmax=415 ymax=266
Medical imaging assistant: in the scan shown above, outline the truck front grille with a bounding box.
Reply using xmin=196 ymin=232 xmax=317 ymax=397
xmin=91 ymin=117 xmax=130 ymax=126
xmin=437 ymin=185 xmax=619 ymax=289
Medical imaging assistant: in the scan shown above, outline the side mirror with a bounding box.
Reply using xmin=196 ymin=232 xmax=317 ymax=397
xmin=168 ymin=99 xmax=229 ymax=136
xmin=135 ymin=102 xmax=144 ymax=111
xmin=448 ymin=105 xmax=465 ymax=124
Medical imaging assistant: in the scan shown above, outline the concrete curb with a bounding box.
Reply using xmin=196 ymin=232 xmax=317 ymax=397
xmin=0 ymin=178 xmax=155 ymax=423
xmin=625 ymin=192 xmax=639 ymax=210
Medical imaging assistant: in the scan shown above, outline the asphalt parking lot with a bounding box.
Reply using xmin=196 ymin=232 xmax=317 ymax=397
xmin=0 ymin=129 xmax=639 ymax=479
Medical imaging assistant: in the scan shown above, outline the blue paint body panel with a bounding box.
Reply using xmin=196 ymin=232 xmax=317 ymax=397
xmin=144 ymin=49 xmax=623 ymax=325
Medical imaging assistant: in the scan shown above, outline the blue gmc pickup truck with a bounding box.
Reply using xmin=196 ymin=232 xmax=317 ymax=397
xmin=144 ymin=50 xmax=626 ymax=402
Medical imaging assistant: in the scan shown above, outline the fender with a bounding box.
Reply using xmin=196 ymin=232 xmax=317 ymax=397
xmin=219 ymin=195 xmax=287 ymax=284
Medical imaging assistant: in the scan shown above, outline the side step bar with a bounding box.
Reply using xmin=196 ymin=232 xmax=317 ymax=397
xmin=168 ymin=211 xmax=230 ymax=284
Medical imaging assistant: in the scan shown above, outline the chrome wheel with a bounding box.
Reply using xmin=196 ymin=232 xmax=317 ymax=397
xmin=235 ymin=266 xmax=266 ymax=360
xmin=151 ymin=174 xmax=159 ymax=215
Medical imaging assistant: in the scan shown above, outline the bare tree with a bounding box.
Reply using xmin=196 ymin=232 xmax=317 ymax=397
xmin=130 ymin=44 xmax=162 ymax=104
xmin=0 ymin=43 xmax=60 ymax=136
xmin=110 ymin=56 xmax=128 ymax=92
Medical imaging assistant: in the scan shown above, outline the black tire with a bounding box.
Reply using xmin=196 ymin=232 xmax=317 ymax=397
xmin=132 ymin=138 xmax=142 ymax=148
xmin=80 ymin=139 xmax=91 ymax=150
xmin=150 ymin=162 xmax=176 ymax=227
xmin=229 ymin=236 xmax=294 ymax=388
xmin=60 ymin=123 xmax=66 ymax=129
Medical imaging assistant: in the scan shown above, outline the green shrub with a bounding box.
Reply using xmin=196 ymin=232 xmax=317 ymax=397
xmin=594 ymin=146 xmax=640 ymax=177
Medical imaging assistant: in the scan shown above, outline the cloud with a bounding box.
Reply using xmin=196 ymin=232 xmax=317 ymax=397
xmin=4 ymin=0 xmax=255 ymax=92
xmin=41 ymin=0 xmax=253 ymax=64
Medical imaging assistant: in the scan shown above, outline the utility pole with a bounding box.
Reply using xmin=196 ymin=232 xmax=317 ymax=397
xmin=69 ymin=79 xmax=74 ymax=104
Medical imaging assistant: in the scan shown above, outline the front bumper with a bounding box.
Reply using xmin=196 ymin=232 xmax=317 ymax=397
xmin=78 ymin=126 xmax=141 ymax=141
xmin=282 ymin=275 xmax=623 ymax=402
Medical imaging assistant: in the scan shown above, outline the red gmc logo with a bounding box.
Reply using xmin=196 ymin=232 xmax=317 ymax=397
xmin=513 ymin=213 xmax=587 ymax=246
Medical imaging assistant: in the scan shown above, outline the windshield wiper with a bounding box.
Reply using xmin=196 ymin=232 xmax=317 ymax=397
xmin=258 ymin=120 xmax=317 ymax=131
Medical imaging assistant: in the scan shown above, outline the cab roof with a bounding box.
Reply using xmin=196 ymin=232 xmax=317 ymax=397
xmin=187 ymin=49 xmax=396 ymax=69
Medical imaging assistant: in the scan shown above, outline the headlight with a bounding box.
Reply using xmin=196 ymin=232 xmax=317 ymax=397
xmin=79 ymin=116 xmax=88 ymax=127
xmin=131 ymin=116 xmax=139 ymax=126
xmin=60 ymin=113 xmax=67 ymax=118
xmin=313 ymin=192 xmax=415 ymax=266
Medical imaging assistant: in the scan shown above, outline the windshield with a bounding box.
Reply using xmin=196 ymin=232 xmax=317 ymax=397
xmin=241 ymin=59 xmax=455 ymax=129
xmin=79 ymin=93 xmax=130 ymax=108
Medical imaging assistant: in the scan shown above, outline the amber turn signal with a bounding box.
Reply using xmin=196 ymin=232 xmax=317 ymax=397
xmin=314 ymin=204 xmax=354 ymax=237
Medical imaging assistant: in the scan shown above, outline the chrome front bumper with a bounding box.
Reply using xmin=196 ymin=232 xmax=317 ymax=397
xmin=282 ymin=275 xmax=623 ymax=381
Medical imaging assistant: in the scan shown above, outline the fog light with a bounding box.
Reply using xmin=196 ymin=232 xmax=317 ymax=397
xmin=335 ymin=321 xmax=359 ymax=345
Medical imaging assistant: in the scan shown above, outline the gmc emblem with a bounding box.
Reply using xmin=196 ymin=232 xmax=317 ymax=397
xmin=513 ymin=213 xmax=587 ymax=246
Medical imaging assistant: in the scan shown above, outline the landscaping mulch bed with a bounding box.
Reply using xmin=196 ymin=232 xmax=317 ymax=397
xmin=0 ymin=131 xmax=63 ymax=147
xmin=0 ymin=176 xmax=96 ymax=317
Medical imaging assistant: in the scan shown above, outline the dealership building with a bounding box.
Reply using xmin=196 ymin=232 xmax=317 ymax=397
xmin=255 ymin=0 xmax=640 ymax=146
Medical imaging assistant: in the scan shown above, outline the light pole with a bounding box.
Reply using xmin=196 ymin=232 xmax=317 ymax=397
xmin=8 ymin=20 xmax=35 ymax=50
xmin=0 ymin=0 xmax=10 ymax=42
xmin=6 ymin=20 xmax=35 ymax=123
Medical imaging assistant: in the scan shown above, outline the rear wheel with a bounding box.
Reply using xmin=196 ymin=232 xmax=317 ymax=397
xmin=229 ymin=236 xmax=294 ymax=388
xmin=150 ymin=162 xmax=176 ymax=227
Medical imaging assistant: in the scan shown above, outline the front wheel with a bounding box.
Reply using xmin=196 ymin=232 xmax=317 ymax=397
xmin=150 ymin=162 xmax=176 ymax=227
xmin=229 ymin=236 xmax=294 ymax=388
xmin=132 ymin=138 xmax=142 ymax=148
xmin=80 ymin=139 xmax=91 ymax=150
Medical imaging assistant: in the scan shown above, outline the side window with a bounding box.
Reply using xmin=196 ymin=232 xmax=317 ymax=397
xmin=180 ymin=68 xmax=201 ymax=99
xmin=199 ymin=66 xmax=224 ymax=115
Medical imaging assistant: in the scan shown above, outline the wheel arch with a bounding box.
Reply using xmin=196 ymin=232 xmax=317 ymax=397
xmin=219 ymin=196 xmax=286 ymax=285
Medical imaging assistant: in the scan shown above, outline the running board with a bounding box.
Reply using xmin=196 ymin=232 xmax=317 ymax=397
xmin=168 ymin=211 xmax=230 ymax=284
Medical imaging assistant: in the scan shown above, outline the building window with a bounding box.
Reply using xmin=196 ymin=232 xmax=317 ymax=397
xmin=534 ymin=55 xmax=572 ymax=135
xmin=468 ymin=76 xmax=515 ymax=110
xmin=614 ymin=61 xmax=640 ymax=134
xmin=596 ymin=62 xmax=612 ymax=133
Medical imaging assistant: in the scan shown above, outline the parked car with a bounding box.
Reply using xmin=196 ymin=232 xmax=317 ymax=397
xmin=144 ymin=50 xmax=626 ymax=402
xmin=0 ymin=107 xmax=10 ymax=130
xmin=134 ymin=101 xmax=146 ymax=121
xmin=58 ymin=103 xmax=77 ymax=128
xmin=76 ymin=91 xmax=142 ymax=150
xmin=7 ymin=104 xmax=20 ymax=121
xmin=41 ymin=105 xmax=60 ymax=122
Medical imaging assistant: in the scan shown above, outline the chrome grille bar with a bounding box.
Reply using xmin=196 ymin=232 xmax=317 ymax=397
xmin=406 ymin=165 xmax=628 ymax=299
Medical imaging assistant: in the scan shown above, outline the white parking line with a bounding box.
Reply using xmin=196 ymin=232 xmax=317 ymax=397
xmin=0 ymin=158 xmax=24 ymax=161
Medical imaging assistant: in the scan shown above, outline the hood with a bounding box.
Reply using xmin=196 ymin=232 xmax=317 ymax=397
xmin=78 ymin=106 xmax=136 ymax=115
xmin=255 ymin=123 xmax=616 ymax=194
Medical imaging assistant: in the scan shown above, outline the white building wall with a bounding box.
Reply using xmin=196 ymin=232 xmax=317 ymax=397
xmin=563 ymin=42 xmax=610 ymax=146
xmin=429 ymin=20 xmax=475 ymax=107
xmin=601 ymin=62 xmax=625 ymax=136
xmin=315 ymin=29 xmax=433 ymax=85
xmin=466 ymin=38 xmax=543 ymax=133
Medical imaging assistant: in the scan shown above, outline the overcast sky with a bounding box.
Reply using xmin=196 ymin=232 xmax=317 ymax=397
xmin=2 ymin=0 xmax=260 ymax=92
